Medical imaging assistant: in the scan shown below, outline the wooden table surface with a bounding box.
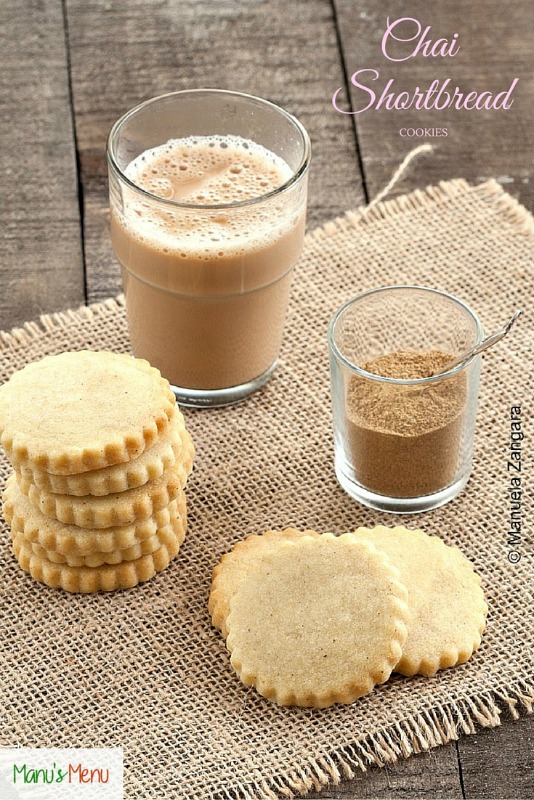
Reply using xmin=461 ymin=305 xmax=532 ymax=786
xmin=1 ymin=2 xmax=532 ymax=798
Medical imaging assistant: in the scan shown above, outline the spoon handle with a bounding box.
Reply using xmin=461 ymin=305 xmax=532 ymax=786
xmin=434 ymin=309 xmax=522 ymax=376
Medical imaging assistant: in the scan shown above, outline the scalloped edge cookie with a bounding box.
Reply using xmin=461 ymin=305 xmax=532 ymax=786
xmin=11 ymin=527 xmax=182 ymax=593
xmin=3 ymin=476 xmax=186 ymax=555
xmin=16 ymin=463 xmax=186 ymax=529
xmin=0 ymin=382 xmax=9 ymax=434
xmin=17 ymin=411 xmax=193 ymax=496
xmin=209 ymin=528 xmax=322 ymax=638
xmin=25 ymin=517 xmax=186 ymax=567
xmin=0 ymin=351 xmax=177 ymax=474
xmin=352 ymin=526 xmax=488 ymax=676
xmin=225 ymin=533 xmax=410 ymax=708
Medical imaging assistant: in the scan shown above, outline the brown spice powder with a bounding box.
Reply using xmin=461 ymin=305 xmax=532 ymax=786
xmin=346 ymin=350 xmax=467 ymax=498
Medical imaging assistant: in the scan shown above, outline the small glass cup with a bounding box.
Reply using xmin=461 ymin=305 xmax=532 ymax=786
xmin=328 ymin=285 xmax=484 ymax=513
xmin=107 ymin=89 xmax=310 ymax=407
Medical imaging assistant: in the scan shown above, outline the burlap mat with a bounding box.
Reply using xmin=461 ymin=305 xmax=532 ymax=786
xmin=1 ymin=179 xmax=533 ymax=799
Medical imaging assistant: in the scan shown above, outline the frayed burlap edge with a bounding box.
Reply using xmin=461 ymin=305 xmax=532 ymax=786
xmin=0 ymin=296 xmax=127 ymax=351
xmin=219 ymin=680 xmax=534 ymax=800
xmin=312 ymin=177 xmax=534 ymax=238
xmin=1 ymin=178 xmax=532 ymax=355
xmin=1 ymin=179 xmax=533 ymax=800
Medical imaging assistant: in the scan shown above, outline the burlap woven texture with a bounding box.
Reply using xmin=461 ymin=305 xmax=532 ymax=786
xmin=1 ymin=179 xmax=532 ymax=799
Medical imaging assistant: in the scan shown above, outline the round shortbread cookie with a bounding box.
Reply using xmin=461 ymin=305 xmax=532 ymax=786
xmin=0 ymin=350 xmax=177 ymax=474
xmin=25 ymin=520 xmax=185 ymax=567
xmin=16 ymin=464 xmax=185 ymax=529
xmin=3 ymin=474 xmax=186 ymax=555
xmin=353 ymin=526 xmax=488 ymax=676
xmin=225 ymin=533 xmax=410 ymax=708
xmin=209 ymin=528 xmax=321 ymax=638
xmin=0 ymin=382 xmax=9 ymax=432
xmin=11 ymin=527 xmax=183 ymax=593
xmin=17 ymin=412 xmax=194 ymax=496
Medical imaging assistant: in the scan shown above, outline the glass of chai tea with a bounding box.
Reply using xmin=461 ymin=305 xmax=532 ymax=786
xmin=107 ymin=89 xmax=311 ymax=407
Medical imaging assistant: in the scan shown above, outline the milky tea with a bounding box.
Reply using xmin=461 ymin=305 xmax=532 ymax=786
xmin=108 ymin=93 xmax=310 ymax=406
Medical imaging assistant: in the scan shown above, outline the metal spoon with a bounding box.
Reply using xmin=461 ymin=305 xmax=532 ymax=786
xmin=431 ymin=309 xmax=522 ymax=377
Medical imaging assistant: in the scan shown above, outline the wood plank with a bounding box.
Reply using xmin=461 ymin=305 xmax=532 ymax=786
xmin=458 ymin=712 xmax=534 ymax=799
xmin=0 ymin=0 xmax=85 ymax=331
xmin=306 ymin=744 xmax=462 ymax=799
xmin=64 ymin=0 xmax=364 ymax=303
xmin=333 ymin=0 xmax=534 ymax=209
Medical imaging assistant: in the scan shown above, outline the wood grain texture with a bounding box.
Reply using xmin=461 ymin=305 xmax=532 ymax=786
xmin=306 ymin=744 xmax=462 ymax=799
xmin=458 ymin=712 xmax=534 ymax=799
xmin=333 ymin=0 xmax=534 ymax=209
xmin=0 ymin=0 xmax=85 ymax=330
xmin=64 ymin=0 xmax=364 ymax=302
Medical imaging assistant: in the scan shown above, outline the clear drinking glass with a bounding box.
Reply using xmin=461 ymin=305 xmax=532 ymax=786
xmin=107 ymin=89 xmax=310 ymax=407
xmin=328 ymin=286 xmax=484 ymax=513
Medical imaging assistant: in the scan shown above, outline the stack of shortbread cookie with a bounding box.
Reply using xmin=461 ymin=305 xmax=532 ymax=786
xmin=0 ymin=350 xmax=194 ymax=592
xmin=209 ymin=527 xmax=487 ymax=708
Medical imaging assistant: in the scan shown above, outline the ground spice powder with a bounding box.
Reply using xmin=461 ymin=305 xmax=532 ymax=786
xmin=346 ymin=350 xmax=467 ymax=498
